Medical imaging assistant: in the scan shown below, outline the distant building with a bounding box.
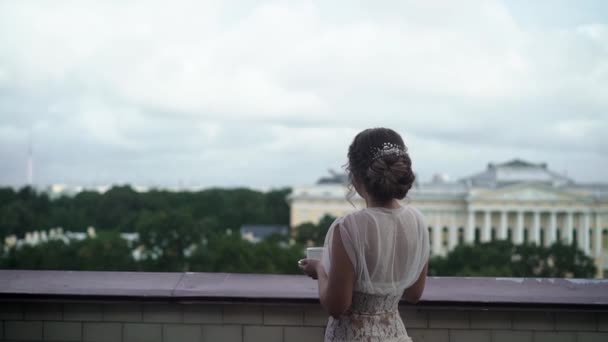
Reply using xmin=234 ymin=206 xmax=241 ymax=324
xmin=289 ymin=159 xmax=608 ymax=275
xmin=316 ymin=169 xmax=349 ymax=185
xmin=3 ymin=227 xmax=95 ymax=249
xmin=42 ymin=183 xmax=214 ymax=199
xmin=46 ymin=184 xmax=82 ymax=199
xmin=240 ymin=224 xmax=289 ymax=243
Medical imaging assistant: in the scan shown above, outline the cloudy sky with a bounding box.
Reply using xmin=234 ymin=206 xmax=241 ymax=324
xmin=0 ymin=0 xmax=607 ymax=189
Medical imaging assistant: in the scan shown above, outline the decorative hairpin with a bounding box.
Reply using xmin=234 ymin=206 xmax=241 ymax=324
xmin=370 ymin=142 xmax=406 ymax=161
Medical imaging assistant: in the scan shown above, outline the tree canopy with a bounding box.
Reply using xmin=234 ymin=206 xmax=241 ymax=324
xmin=0 ymin=186 xmax=291 ymax=238
xmin=429 ymin=240 xmax=597 ymax=278
xmin=0 ymin=186 xmax=600 ymax=278
xmin=0 ymin=186 xmax=303 ymax=274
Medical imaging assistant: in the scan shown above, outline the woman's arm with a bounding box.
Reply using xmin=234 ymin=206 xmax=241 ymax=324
xmin=402 ymin=262 xmax=428 ymax=304
xmin=316 ymin=224 xmax=355 ymax=318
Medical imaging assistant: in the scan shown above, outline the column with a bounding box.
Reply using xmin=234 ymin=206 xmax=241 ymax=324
xmin=581 ymin=212 xmax=590 ymax=255
xmin=433 ymin=218 xmax=442 ymax=256
xmin=548 ymin=211 xmax=557 ymax=245
xmin=595 ymin=213 xmax=603 ymax=257
xmin=566 ymin=211 xmax=574 ymax=245
xmin=533 ymin=211 xmax=541 ymax=246
xmin=514 ymin=211 xmax=524 ymax=244
xmin=466 ymin=210 xmax=475 ymax=243
xmin=448 ymin=216 xmax=458 ymax=251
xmin=499 ymin=210 xmax=508 ymax=240
xmin=483 ymin=210 xmax=492 ymax=242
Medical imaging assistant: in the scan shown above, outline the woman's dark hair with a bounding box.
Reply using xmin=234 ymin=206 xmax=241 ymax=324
xmin=345 ymin=127 xmax=415 ymax=203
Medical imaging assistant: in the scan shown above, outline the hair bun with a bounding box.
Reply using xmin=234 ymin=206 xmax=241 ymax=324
xmin=346 ymin=127 xmax=416 ymax=203
xmin=365 ymin=154 xmax=415 ymax=201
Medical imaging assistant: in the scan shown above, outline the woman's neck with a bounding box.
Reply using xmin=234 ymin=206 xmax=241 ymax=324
xmin=365 ymin=198 xmax=401 ymax=209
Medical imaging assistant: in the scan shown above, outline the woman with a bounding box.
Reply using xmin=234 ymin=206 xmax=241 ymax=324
xmin=299 ymin=127 xmax=429 ymax=342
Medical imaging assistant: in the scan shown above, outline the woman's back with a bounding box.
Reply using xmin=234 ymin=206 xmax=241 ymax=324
xmin=322 ymin=205 xmax=429 ymax=296
xmin=321 ymin=205 xmax=429 ymax=342
xmin=298 ymin=127 xmax=428 ymax=342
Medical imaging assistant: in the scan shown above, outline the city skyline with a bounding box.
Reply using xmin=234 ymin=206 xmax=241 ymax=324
xmin=10 ymin=158 xmax=606 ymax=197
xmin=3 ymin=136 xmax=606 ymax=189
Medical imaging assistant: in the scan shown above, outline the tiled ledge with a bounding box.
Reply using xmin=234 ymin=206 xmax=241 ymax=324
xmin=1 ymin=271 xmax=608 ymax=342
xmin=1 ymin=270 xmax=607 ymax=309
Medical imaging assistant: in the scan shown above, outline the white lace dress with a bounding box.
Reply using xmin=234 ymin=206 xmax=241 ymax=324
xmin=321 ymin=206 xmax=429 ymax=342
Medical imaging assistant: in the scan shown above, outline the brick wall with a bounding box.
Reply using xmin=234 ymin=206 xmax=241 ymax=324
xmin=1 ymin=301 xmax=607 ymax=342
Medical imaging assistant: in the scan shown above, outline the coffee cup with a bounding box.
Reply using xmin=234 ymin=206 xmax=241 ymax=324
xmin=306 ymin=247 xmax=324 ymax=260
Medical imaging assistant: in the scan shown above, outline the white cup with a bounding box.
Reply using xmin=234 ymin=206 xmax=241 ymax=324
xmin=306 ymin=247 xmax=324 ymax=260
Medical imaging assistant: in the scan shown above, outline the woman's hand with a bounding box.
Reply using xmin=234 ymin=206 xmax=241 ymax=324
xmin=298 ymin=258 xmax=321 ymax=279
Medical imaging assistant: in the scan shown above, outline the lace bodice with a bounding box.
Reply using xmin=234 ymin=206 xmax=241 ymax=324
xmin=350 ymin=291 xmax=401 ymax=314
xmin=324 ymin=292 xmax=412 ymax=342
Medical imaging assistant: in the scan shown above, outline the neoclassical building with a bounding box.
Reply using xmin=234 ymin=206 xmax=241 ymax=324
xmin=289 ymin=160 xmax=608 ymax=274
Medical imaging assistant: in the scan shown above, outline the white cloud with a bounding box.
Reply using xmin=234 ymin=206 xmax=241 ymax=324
xmin=0 ymin=0 xmax=606 ymax=186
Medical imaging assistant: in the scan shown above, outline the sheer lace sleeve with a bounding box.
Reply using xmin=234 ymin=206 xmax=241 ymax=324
xmin=321 ymin=216 xmax=357 ymax=275
xmin=410 ymin=207 xmax=430 ymax=283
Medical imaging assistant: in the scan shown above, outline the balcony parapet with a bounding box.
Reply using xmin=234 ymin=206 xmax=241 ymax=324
xmin=1 ymin=270 xmax=607 ymax=309
xmin=1 ymin=271 xmax=608 ymax=342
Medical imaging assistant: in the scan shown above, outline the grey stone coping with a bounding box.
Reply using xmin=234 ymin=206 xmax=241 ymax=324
xmin=0 ymin=270 xmax=607 ymax=309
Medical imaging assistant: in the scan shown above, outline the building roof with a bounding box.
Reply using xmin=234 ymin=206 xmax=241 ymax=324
xmin=292 ymin=159 xmax=608 ymax=201
xmin=316 ymin=169 xmax=348 ymax=185
xmin=461 ymin=159 xmax=573 ymax=188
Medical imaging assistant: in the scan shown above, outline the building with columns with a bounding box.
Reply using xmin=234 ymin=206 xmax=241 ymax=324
xmin=289 ymin=160 xmax=608 ymax=275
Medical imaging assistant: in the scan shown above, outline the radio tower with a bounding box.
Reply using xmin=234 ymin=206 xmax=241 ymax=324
xmin=27 ymin=131 xmax=33 ymax=186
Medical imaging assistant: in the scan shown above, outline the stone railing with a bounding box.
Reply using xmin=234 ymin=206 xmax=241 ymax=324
xmin=0 ymin=270 xmax=607 ymax=342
